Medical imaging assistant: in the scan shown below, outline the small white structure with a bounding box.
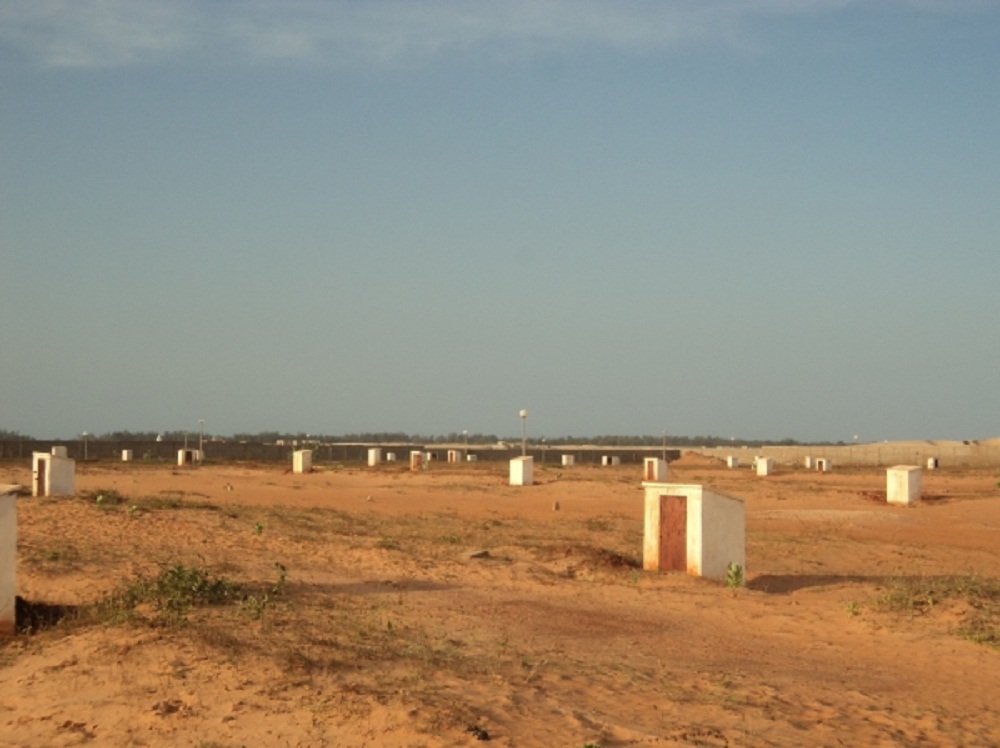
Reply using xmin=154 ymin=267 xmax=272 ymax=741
xmin=642 ymin=482 xmax=745 ymax=583
xmin=409 ymin=451 xmax=423 ymax=471
xmin=51 ymin=446 xmax=68 ymax=458
xmin=367 ymin=448 xmax=382 ymax=467
xmin=447 ymin=449 xmax=464 ymax=464
xmin=643 ymin=457 xmax=667 ymax=482
xmin=561 ymin=454 xmax=575 ymax=467
xmin=1 ymin=484 xmax=17 ymax=637
xmin=32 ymin=451 xmax=75 ymax=497
xmin=292 ymin=449 xmax=313 ymax=474
xmin=386 ymin=452 xmax=397 ymax=462
xmin=755 ymin=457 xmax=774 ymax=477
xmin=726 ymin=455 xmax=739 ymax=469
xmin=887 ymin=465 xmax=922 ymax=506
xmin=510 ymin=456 xmax=534 ymax=486
xmin=927 ymin=457 xmax=939 ymax=470
xmin=601 ymin=455 xmax=621 ymax=467
xmin=424 ymin=451 xmax=436 ymax=463
xmin=177 ymin=449 xmax=202 ymax=466
xmin=121 ymin=449 xmax=134 ymax=462
xmin=803 ymin=456 xmax=813 ymax=469
xmin=815 ymin=458 xmax=831 ymax=472
xmin=466 ymin=454 xmax=478 ymax=462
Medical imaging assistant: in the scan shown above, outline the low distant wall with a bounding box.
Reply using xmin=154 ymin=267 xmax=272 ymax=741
xmin=0 ymin=440 xmax=681 ymax=466
xmin=693 ymin=443 xmax=1000 ymax=469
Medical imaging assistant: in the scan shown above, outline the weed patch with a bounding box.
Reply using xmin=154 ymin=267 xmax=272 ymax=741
xmin=872 ymin=574 xmax=1000 ymax=648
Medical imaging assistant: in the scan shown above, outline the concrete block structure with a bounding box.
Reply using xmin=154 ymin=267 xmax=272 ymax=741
xmin=51 ymin=446 xmax=68 ymax=458
xmin=32 ymin=451 xmax=76 ymax=497
xmin=642 ymin=482 xmax=745 ymax=583
xmin=1 ymin=485 xmax=17 ymax=638
xmin=367 ymin=448 xmax=382 ymax=467
xmin=409 ymin=451 xmax=423 ymax=471
xmin=386 ymin=452 xmax=397 ymax=462
xmin=447 ymin=450 xmax=464 ymax=464
xmin=466 ymin=454 xmax=478 ymax=462
xmin=755 ymin=457 xmax=774 ymax=476
xmin=815 ymin=458 xmax=831 ymax=472
xmin=509 ymin=456 xmax=534 ymax=486
xmin=292 ymin=449 xmax=313 ymax=474
xmin=927 ymin=457 xmax=939 ymax=470
xmin=177 ymin=449 xmax=202 ymax=466
xmin=726 ymin=455 xmax=739 ymax=469
xmin=601 ymin=455 xmax=621 ymax=467
xmin=121 ymin=450 xmax=133 ymax=462
xmin=561 ymin=454 xmax=575 ymax=467
xmin=643 ymin=457 xmax=667 ymax=482
xmin=887 ymin=466 xmax=922 ymax=506
xmin=803 ymin=456 xmax=813 ymax=469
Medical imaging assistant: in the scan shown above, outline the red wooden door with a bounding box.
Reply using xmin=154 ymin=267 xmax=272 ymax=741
xmin=659 ymin=494 xmax=687 ymax=571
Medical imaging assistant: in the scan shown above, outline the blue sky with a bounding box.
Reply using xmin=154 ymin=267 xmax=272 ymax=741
xmin=1 ymin=0 xmax=998 ymax=442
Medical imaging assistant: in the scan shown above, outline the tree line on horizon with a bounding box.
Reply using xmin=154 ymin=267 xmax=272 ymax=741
xmin=0 ymin=428 xmax=847 ymax=447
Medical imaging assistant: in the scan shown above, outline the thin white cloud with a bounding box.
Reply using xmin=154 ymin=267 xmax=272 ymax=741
xmin=0 ymin=0 xmax=986 ymax=69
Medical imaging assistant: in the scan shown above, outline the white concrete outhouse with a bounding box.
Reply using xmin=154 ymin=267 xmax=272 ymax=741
xmin=815 ymin=458 xmax=831 ymax=472
xmin=887 ymin=466 xmax=921 ymax=506
xmin=447 ymin=450 xmax=463 ymax=464
xmin=601 ymin=455 xmax=621 ymax=467
xmin=755 ymin=457 xmax=774 ymax=477
xmin=803 ymin=456 xmax=813 ymax=469
xmin=1 ymin=485 xmax=17 ymax=637
xmin=726 ymin=455 xmax=739 ymax=469
xmin=409 ymin=451 xmax=423 ymax=471
xmin=367 ymin=448 xmax=382 ymax=467
xmin=32 ymin=451 xmax=75 ymax=497
xmin=292 ymin=449 xmax=313 ymax=474
xmin=927 ymin=457 xmax=939 ymax=470
xmin=642 ymin=482 xmax=745 ymax=583
xmin=51 ymin=446 xmax=68 ymax=458
xmin=386 ymin=452 xmax=397 ymax=462
xmin=510 ymin=456 xmax=534 ymax=486
xmin=643 ymin=457 xmax=667 ymax=482
xmin=561 ymin=454 xmax=575 ymax=467
xmin=466 ymin=454 xmax=478 ymax=462
xmin=177 ymin=449 xmax=202 ymax=466
xmin=121 ymin=450 xmax=133 ymax=462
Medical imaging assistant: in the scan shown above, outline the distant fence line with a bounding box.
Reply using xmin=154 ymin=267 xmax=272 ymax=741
xmin=0 ymin=440 xmax=682 ymax=466
xmin=694 ymin=444 xmax=1000 ymax=469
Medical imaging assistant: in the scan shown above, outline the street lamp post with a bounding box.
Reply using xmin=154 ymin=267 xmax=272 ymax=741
xmin=662 ymin=430 xmax=667 ymax=461
xmin=199 ymin=419 xmax=205 ymax=460
xmin=82 ymin=431 xmax=89 ymax=460
xmin=519 ymin=409 xmax=528 ymax=456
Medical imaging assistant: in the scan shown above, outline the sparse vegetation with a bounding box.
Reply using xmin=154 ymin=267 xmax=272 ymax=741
xmin=726 ymin=562 xmax=744 ymax=593
xmin=872 ymin=574 xmax=1000 ymax=648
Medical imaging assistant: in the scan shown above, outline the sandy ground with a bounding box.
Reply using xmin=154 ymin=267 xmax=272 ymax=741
xmin=2 ymin=453 xmax=1000 ymax=747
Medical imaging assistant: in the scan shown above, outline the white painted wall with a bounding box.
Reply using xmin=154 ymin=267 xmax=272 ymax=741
xmin=510 ymin=456 xmax=534 ymax=486
xmin=887 ymin=466 xmax=921 ymax=505
xmin=292 ymin=449 xmax=313 ymax=474
xmin=0 ymin=486 xmax=16 ymax=637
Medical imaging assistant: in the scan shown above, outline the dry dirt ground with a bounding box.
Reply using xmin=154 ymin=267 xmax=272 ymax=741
xmin=2 ymin=453 xmax=1000 ymax=747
